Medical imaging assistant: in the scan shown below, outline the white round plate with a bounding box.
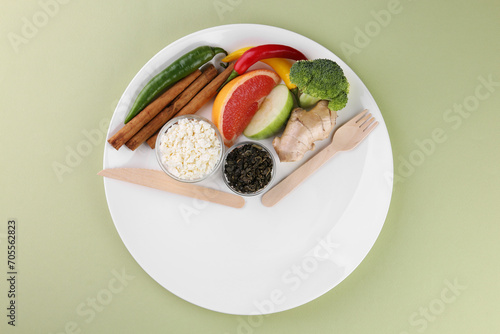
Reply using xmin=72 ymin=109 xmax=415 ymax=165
xmin=102 ymin=24 xmax=393 ymax=315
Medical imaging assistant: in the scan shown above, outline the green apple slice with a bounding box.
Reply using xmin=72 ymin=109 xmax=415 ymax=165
xmin=243 ymin=84 xmax=294 ymax=139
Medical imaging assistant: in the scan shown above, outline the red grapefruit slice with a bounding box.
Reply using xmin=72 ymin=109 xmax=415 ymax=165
xmin=212 ymin=69 xmax=280 ymax=146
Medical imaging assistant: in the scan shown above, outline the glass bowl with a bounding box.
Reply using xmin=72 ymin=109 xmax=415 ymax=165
xmin=222 ymin=141 xmax=276 ymax=196
xmin=155 ymin=115 xmax=224 ymax=183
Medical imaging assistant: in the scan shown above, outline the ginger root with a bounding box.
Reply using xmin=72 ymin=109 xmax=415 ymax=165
xmin=272 ymin=100 xmax=337 ymax=162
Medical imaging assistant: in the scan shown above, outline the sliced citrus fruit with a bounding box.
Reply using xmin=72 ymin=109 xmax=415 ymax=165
xmin=212 ymin=69 xmax=280 ymax=146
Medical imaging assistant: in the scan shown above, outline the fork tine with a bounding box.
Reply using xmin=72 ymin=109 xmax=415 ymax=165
xmin=350 ymin=109 xmax=369 ymax=125
xmin=360 ymin=116 xmax=375 ymax=128
xmin=362 ymin=120 xmax=379 ymax=135
xmin=357 ymin=113 xmax=373 ymax=126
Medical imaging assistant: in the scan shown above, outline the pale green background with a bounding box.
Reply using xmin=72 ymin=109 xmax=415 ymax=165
xmin=1 ymin=0 xmax=499 ymax=333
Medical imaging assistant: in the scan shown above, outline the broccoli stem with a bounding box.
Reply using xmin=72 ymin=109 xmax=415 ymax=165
xmin=298 ymin=93 xmax=321 ymax=109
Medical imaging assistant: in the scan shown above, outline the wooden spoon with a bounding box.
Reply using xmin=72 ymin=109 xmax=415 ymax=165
xmin=98 ymin=168 xmax=245 ymax=209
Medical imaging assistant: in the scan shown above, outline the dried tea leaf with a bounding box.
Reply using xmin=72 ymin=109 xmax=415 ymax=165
xmin=224 ymin=143 xmax=274 ymax=194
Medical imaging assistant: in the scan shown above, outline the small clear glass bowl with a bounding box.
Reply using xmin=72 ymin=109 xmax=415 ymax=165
xmin=222 ymin=141 xmax=276 ymax=196
xmin=155 ymin=115 xmax=224 ymax=183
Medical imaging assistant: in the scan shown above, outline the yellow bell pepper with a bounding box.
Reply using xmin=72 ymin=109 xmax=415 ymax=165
xmin=222 ymin=46 xmax=297 ymax=90
xmin=221 ymin=46 xmax=253 ymax=62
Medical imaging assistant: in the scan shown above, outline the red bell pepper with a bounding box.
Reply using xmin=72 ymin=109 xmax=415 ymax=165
xmin=222 ymin=44 xmax=308 ymax=87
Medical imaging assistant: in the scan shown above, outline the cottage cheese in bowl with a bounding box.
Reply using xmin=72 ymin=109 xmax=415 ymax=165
xmin=155 ymin=115 xmax=223 ymax=182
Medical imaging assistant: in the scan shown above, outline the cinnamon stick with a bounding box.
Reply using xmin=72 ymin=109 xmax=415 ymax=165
xmin=146 ymin=130 xmax=160 ymax=148
xmin=125 ymin=64 xmax=219 ymax=151
xmin=176 ymin=62 xmax=235 ymax=118
xmin=146 ymin=62 xmax=235 ymax=149
xmin=107 ymin=69 xmax=202 ymax=150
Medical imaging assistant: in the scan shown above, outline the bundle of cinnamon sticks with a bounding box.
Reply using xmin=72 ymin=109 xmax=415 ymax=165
xmin=108 ymin=62 xmax=234 ymax=151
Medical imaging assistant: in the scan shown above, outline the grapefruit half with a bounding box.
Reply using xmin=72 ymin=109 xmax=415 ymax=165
xmin=212 ymin=69 xmax=280 ymax=146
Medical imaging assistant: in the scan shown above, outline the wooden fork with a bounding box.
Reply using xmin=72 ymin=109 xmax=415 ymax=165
xmin=261 ymin=109 xmax=379 ymax=207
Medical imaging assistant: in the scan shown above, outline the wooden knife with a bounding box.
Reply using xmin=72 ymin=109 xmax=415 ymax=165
xmin=98 ymin=168 xmax=245 ymax=209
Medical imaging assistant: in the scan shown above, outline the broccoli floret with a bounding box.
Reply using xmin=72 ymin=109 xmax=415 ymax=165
xmin=289 ymin=59 xmax=349 ymax=111
xmin=328 ymin=91 xmax=348 ymax=111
